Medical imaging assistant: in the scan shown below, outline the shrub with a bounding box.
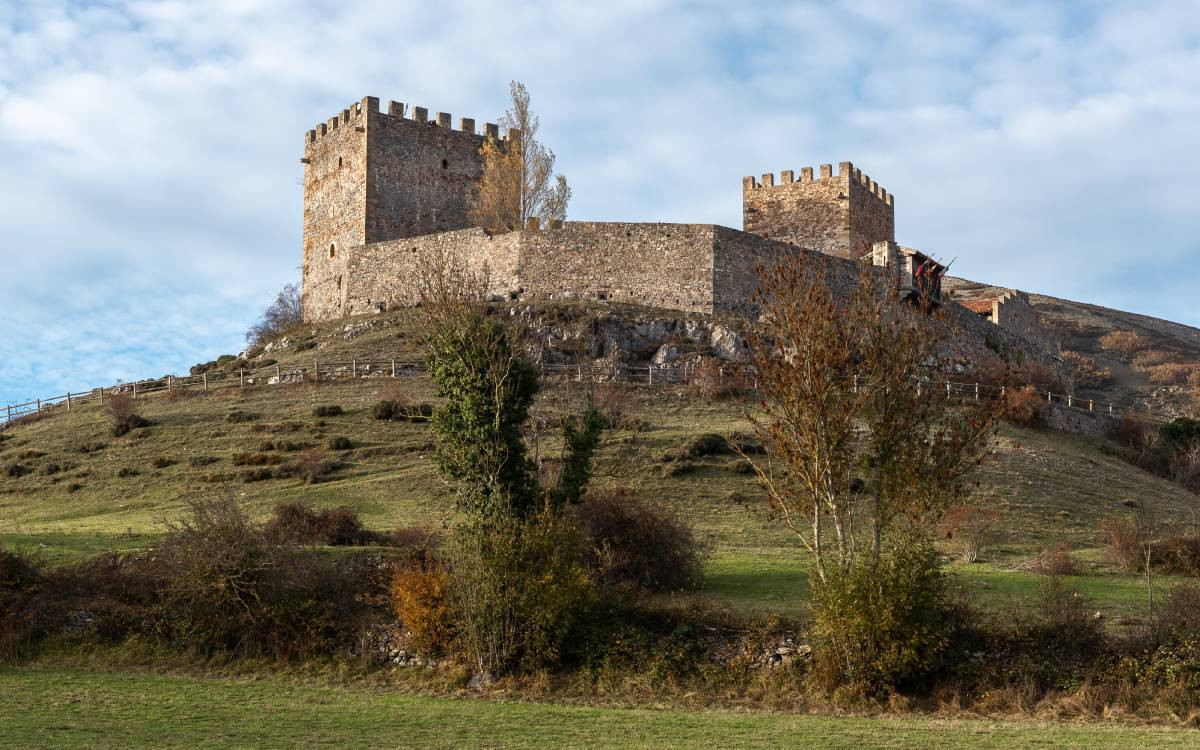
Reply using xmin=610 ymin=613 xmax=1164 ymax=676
xmin=152 ymin=496 xmax=374 ymax=657
xmin=262 ymin=502 xmax=386 ymax=546
xmin=1001 ymin=385 xmax=1045 ymax=427
xmin=115 ymin=467 xmax=139 ymax=478
xmin=291 ymin=450 xmax=339 ymax=483
xmin=328 ymin=436 xmax=353 ymax=451
xmin=686 ymin=433 xmax=730 ymax=457
xmin=4 ymin=463 xmax=31 ymax=479
xmin=1096 ymin=517 xmax=1145 ymax=572
xmin=1160 ymin=417 xmax=1200 ymax=448
xmin=150 ymin=456 xmax=173 ymax=469
xmin=576 ymin=489 xmax=704 ymax=592
xmin=725 ymin=459 xmax=754 ymax=475
xmin=1060 ymin=350 xmax=1112 ymax=390
xmin=940 ymin=504 xmax=1003 ymax=563
xmin=103 ymin=394 xmax=149 ymax=437
xmin=1159 ymin=583 xmax=1200 ymax=636
xmin=689 ymin=357 xmax=749 ymax=400
xmin=187 ymin=456 xmax=219 ymax=467
xmin=0 ymin=542 xmax=43 ymax=659
xmin=1099 ymin=330 xmax=1152 ymax=358
xmin=1145 ymin=363 xmax=1195 ymax=385
xmin=371 ymin=400 xmax=399 ymax=420
xmin=809 ymin=540 xmax=960 ymax=696
xmin=1027 ymin=544 xmax=1084 ymax=576
xmin=225 ymin=409 xmax=258 ymax=423
xmin=1109 ymin=414 xmax=1153 ymax=449
xmin=313 ymin=405 xmax=343 ymax=417
xmin=390 ymin=554 xmax=455 ymax=654
xmin=1152 ymin=534 xmax=1200 ymax=577
xmin=446 ymin=512 xmax=595 ymax=678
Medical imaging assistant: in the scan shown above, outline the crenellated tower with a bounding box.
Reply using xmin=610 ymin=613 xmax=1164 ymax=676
xmin=742 ymin=161 xmax=894 ymax=260
xmin=300 ymin=96 xmax=505 ymax=320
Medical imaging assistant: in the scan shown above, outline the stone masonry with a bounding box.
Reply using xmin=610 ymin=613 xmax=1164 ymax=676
xmin=299 ymin=95 xmax=1055 ymax=364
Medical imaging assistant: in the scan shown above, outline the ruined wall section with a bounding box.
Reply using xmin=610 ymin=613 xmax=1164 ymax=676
xmin=302 ymin=103 xmax=368 ymax=321
xmin=742 ymin=161 xmax=893 ymax=260
xmin=361 ymin=96 xmax=495 ymax=243
xmin=992 ymin=291 xmax=1057 ymax=355
xmin=517 ymin=222 xmax=717 ymax=313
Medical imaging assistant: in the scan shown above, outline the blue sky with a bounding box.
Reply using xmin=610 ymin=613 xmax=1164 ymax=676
xmin=1 ymin=0 xmax=1198 ymax=407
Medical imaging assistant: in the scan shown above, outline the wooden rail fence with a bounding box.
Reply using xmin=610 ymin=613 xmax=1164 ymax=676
xmin=1 ymin=356 xmax=1167 ymax=430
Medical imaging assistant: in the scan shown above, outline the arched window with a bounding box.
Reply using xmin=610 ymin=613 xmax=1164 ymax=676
xmin=441 ymin=158 xmax=449 ymax=169
xmin=329 ymin=243 xmax=336 ymax=259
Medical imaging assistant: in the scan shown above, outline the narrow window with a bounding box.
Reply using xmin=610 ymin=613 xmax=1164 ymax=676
xmin=329 ymin=243 xmax=336 ymax=259
xmin=441 ymin=158 xmax=449 ymax=169
xmin=338 ymin=156 xmax=343 ymax=168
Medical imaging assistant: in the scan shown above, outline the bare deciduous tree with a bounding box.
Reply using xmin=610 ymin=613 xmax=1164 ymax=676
xmin=246 ymin=283 xmax=302 ymax=346
xmin=741 ymin=257 xmax=998 ymax=582
xmin=470 ymin=81 xmax=570 ymax=234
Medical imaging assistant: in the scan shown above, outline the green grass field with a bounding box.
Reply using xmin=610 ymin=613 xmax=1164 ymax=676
xmin=1 ymin=667 xmax=1195 ymax=749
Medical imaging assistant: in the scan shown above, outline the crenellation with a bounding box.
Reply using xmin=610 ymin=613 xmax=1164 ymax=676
xmin=436 ymin=112 xmax=451 ymax=128
xmin=412 ymin=106 xmax=428 ymax=123
xmin=800 ymin=166 xmax=813 ymax=181
xmin=388 ymin=100 xmax=405 ymax=116
xmin=484 ymin=122 xmax=499 ymax=138
xmin=780 ymin=169 xmax=793 ymax=184
xmin=819 ymin=164 xmax=833 ymax=178
xmin=460 ymin=117 xmax=475 ymax=134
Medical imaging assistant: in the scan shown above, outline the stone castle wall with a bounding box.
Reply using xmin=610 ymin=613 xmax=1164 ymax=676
xmin=301 ymin=97 xmax=504 ymax=322
xmin=742 ymin=161 xmax=894 ymax=260
xmin=992 ymin=292 xmax=1056 ymax=354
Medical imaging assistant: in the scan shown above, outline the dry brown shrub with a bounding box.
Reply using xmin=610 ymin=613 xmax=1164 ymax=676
xmin=940 ymin=504 xmax=1003 ymax=563
xmin=1145 ymin=363 xmax=1196 ymax=385
xmin=1131 ymin=349 xmax=1174 ymax=369
xmin=689 ymin=357 xmax=749 ymax=400
xmin=1151 ymin=534 xmax=1200 ymax=577
xmin=1096 ymin=517 xmax=1145 ymax=572
xmin=1099 ymin=330 xmax=1152 ymax=358
xmin=1160 ymin=583 xmax=1200 ymax=633
xmin=102 ymin=394 xmax=148 ymax=437
xmin=389 ymin=554 xmax=456 ymax=654
xmin=1060 ymin=350 xmax=1112 ymax=389
xmin=1002 ymin=385 xmax=1046 ymax=427
xmin=1027 ymin=544 xmax=1084 ymax=576
xmin=576 ymin=488 xmax=704 ymax=591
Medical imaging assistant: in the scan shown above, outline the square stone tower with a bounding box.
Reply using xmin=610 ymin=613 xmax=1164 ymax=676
xmin=300 ymin=96 xmax=498 ymax=320
xmin=742 ymin=161 xmax=894 ymax=260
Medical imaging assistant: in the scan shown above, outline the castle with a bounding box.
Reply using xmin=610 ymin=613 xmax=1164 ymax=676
xmin=299 ymin=96 xmax=1050 ymax=362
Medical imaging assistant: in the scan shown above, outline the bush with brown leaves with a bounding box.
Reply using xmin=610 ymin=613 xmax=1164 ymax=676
xmin=576 ymin=488 xmax=704 ymax=591
xmin=103 ymin=394 xmax=149 ymax=437
xmin=1060 ymin=350 xmax=1112 ymax=390
xmin=1099 ymin=330 xmax=1152 ymax=358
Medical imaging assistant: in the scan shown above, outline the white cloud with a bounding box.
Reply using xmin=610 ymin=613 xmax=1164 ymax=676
xmin=0 ymin=0 xmax=1198 ymax=405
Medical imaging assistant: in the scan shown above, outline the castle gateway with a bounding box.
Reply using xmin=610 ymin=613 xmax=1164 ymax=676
xmin=300 ymin=96 xmax=936 ymax=323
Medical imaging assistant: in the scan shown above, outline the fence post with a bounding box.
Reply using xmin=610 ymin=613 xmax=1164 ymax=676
xmin=1089 ymin=400 xmax=1093 ymax=412
xmin=5 ymin=404 xmax=9 ymax=423
xmin=167 ymin=376 xmax=173 ymax=394
xmin=203 ymin=373 xmax=208 ymax=391
xmin=852 ymin=374 xmax=858 ymax=393
xmin=1108 ymin=403 xmax=1113 ymax=415
xmin=916 ymin=379 xmax=922 ymax=397
xmin=99 ymin=387 xmax=104 ymax=405
xmin=946 ymin=381 xmax=951 ymax=399
xmin=391 ymin=358 xmax=396 ymax=378
xmin=37 ymin=399 xmax=42 ymax=415
xmin=314 ymin=361 xmax=319 ymax=383
xmin=1000 ymin=385 xmax=1005 ymax=399
xmin=1047 ymin=391 xmax=1052 ymax=403
xmin=276 ymin=363 xmax=282 ymax=382
xmin=974 ymin=383 xmax=980 ymax=400
xmin=1067 ymin=394 xmax=1073 ymax=408
xmin=648 ymin=365 xmax=654 ymax=386
xmin=577 ymin=364 xmax=582 ymax=382
xmin=132 ymin=381 xmax=137 ymax=400
xmin=66 ymin=392 xmax=71 ymax=412
xmin=239 ymin=369 xmax=244 ymax=388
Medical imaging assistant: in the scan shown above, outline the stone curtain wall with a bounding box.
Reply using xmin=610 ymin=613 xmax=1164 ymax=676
xmin=301 ymin=102 xmax=369 ymax=321
xmin=517 ymin=222 xmax=716 ymax=313
xmin=741 ymin=161 xmax=894 ymax=261
xmin=339 ymin=229 xmax=522 ymax=318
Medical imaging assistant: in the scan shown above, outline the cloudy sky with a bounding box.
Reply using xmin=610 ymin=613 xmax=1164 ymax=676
xmin=1 ymin=0 xmax=1198 ymax=407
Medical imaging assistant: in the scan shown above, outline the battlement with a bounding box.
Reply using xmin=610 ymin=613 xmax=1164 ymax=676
xmin=742 ymin=161 xmax=893 ymax=207
xmin=305 ymin=96 xmax=504 ymax=146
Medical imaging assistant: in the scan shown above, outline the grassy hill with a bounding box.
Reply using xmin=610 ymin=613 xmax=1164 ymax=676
xmin=4 ymin=310 xmax=1198 ymax=628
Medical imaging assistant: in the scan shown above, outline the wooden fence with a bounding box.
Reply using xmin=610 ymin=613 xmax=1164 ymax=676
xmin=1 ymin=355 xmax=1166 ymax=430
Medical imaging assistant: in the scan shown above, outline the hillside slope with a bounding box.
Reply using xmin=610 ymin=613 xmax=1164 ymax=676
xmin=3 ymin=318 xmax=1198 ymax=623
